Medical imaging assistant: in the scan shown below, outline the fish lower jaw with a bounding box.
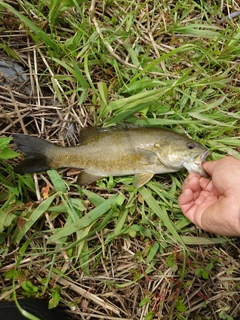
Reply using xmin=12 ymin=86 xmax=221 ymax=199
xmin=183 ymin=161 xmax=209 ymax=178
xmin=183 ymin=161 xmax=201 ymax=172
xmin=201 ymin=150 xmax=211 ymax=162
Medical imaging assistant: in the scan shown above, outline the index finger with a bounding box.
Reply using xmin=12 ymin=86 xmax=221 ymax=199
xmin=182 ymin=172 xmax=201 ymax=193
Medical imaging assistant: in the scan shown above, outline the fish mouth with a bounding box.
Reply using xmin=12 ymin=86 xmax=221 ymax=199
xmin=201 ymin=150 xmax=211 ymax=178
xmin=201 ymin=150 xmax=211 ymax=162
xmin=191 ymin=150 xmax=211 ymax=178
xmin=194 ymin=150 xmax=211 ymax=166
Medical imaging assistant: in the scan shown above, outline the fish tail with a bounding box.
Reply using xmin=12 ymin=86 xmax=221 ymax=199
xmin=13 ymin=134 xmax=56 ymax=174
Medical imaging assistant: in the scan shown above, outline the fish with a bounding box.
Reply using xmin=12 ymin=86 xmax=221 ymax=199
xmin=13 ymin=124 xmax=210 ymax=188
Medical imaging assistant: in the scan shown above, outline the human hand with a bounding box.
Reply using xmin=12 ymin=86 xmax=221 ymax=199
xmin=178 ymin=157 xmax=240 ymax=236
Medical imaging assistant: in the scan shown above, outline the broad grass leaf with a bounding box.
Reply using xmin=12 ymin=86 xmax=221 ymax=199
xmin=180 ymin=236 xmax=226 ymax=245
xmin=0 ymin=148 xmax=19 ymax=160
xmin=47 ymin=170 xmax=66 ymax=193
xmin=21 ymin=280 xmax=38 ymax=293
xmin=0 ymin=2 xmax=60 ymax=53
xmin=139 ymin=187 xmax=185 ymax=248
xmin=126 ymin=117 xmax=197 ymax=126
xmin=106 ymin=102 xmax=153 ymax=125
xmin=0 ymin=137 xmax=12 ymax=149
xmin=81 ymin=189 xmax=105 ymax=206
xmin=228 ymin=28 xmax=240 ymax=46
xmin=97 ymin=81 xmax=108 ymax=106
xmin=114 ymin=209 xmax=128 ymax=235
xmin=15 ymin=194 xmax=57 ymax=244
xmin=129 ymin=44 xmax=197 ymax=83
xmin=123 ymin=41 xmax=140 ymax=67
xmin=189 ymin=112 xmax=235 ymax=127
xmin=0 ymin=209 xmax=16 ymax=233
xmin=105 ymin=84 xmax=174 ymax=114
xmin=174 ymin=25 xmax=222 ymax=39
xmin=49 ymin=286 xmax=61 ymax=309
xmin=47 ymin=194 xmax=120 ymax=243
xmin=52 ymin=58 xmax=89 ymax=89
xmin=145 ymin=241 xmax=159 ymax=264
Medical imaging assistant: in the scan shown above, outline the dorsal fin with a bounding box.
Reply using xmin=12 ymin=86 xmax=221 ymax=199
xmin=80 ymin=123 xmax=143 ymax=144
xmin=80 ymin=127 xmax=108 ymax=144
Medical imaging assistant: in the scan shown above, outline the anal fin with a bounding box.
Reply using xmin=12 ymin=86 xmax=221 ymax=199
xmin=77 ymin=171 xmax=104 ymax=186
xmin=134 ymin=173 xmax=154 ymax=188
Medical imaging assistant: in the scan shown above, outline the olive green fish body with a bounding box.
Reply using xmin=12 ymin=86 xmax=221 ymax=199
xmin=13 ymin=125 xmax=210 ymax=187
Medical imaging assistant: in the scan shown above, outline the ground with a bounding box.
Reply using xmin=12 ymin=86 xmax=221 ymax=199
xmin=0 ymin=1 xmax=240 ymax=319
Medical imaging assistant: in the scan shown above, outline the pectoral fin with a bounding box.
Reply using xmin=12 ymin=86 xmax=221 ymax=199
xmin=155 ymin=151 xmax=179 ymax=170
xmin=134 ymin=173 xmax=154 ymax=188
xmin=77 ymin=171 xmax=104 ymax=186
xmin=135 ymin=148 xmax=158 ymax=165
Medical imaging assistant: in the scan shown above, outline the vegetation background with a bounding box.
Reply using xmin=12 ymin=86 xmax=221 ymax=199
xmin=0 ymin=0 xmax=240 ymax=319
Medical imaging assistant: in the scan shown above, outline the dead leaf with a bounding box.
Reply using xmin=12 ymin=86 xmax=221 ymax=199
xmin=41 ymin=184 xmax=51 ymax=199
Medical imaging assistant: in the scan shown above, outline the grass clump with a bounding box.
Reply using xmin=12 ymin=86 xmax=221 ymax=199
xmin=0 ymin=0 xmax=240 ymax=319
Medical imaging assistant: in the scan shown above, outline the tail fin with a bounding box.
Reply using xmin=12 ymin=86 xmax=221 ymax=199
xmin=13 ymin=134 xmax=55 ymax=174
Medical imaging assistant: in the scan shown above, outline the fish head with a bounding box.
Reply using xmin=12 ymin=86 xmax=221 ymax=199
xmin=154 ymin=137 xmax=210 ymax=177
xmin=183 ymin=144 xmax=211 ymax=177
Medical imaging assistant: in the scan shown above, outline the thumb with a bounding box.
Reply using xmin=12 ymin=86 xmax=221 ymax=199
xmin=203 ymin=156 xmax=237 ymax=177
xmin=202 ymin=160 xmax=218 ymax=176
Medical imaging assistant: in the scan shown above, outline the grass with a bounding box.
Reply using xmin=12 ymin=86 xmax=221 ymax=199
xmin=0 ymin=0 xmax=240 ymax=319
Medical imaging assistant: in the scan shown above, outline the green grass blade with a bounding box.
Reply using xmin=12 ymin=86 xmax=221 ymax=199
xmin=174 ymin=25 xmax=222 ymax=38
xmin=47 ymin=194 xmax=121 ymax=243
xmin=180 ymin=236 xmax=226 ymax=245
xmin=15 ymin=194 xmax=57 ymax=244
xmin=0 ymin=2 xmax=60 ymax=53
xmin=139 ymin=187 xmax=185 ymax=248
xmin=47 ymin=170 xmax=66 ymax=193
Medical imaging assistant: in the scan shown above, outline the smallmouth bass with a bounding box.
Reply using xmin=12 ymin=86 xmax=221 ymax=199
xmin=13 ymin=125 xmax=210 ymax=188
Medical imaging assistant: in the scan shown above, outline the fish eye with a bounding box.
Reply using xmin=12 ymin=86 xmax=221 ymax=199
xmin=186 ymin=142 xmax=195 ymax=149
